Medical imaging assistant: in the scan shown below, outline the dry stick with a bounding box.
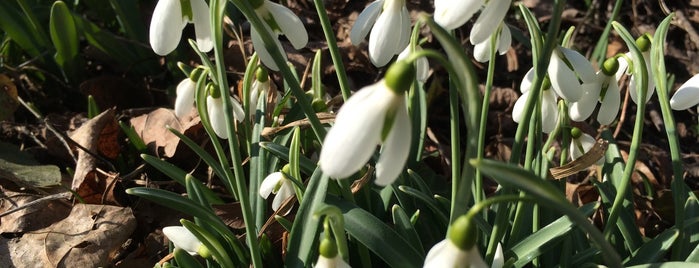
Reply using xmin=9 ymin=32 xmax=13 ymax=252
xmin=613 ymin=78 xmax=632 ymax=138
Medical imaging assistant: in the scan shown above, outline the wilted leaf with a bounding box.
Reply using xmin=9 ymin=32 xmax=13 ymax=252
xmin=68 ymin=108 xmax=118 ymax=190
xmin=0 ymin=203 xmax=136 ymax=267
xmin=0 ymin=188 xmax=71 ymax=233
xmin=75 ymin=170 xmax=128 ymax=206
xmin=129 ymin=108 xmax=203 ymax=158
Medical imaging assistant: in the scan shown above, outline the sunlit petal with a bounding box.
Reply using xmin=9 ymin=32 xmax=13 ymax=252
xmin=570 ymin=133 xmax=597 ymax=161
xmin=598 ymin=79 xmax=620 ymax=124
xmin=369 ymin=0 xmax=405 ymax=66
xmin=175 ymin=79 xmax=197 ymax=118
xmin=207 ymin=96 xmax=228 ymax=139
xmin=190 ymin=0 xmax=213 ymax=52
xmin=497 ymin=25 xmax=512 ymax=55
xmin=670 ymin=73 xmax=699 ymax=110
xmin=548 ymin=48 xmax=583 ymax=101
xmin=266 ymin=1 xmax=308 ymax=49
xmin=251 ymin=25 xmax=286 ymax=71
xmin=469 ymin=0 xmax=510 ymax=45
xmin=541 ymin=89 xmax=559 ymax=133
xmin=434 ymin=0 xmax=484 ymax=30
xmin=163 ymin=226 xmax=202 ymax=255
xmin=375 ymin=100 xmax=411 ymax=186
xmin=350 ymin=0 xmax=384 ymax=45
xmin=559 ymin=47 xmax=596 ymax=83
xmin=149 ymin=0 xmax=186 ymax=55
xmin=259 ymin=172 xmax=283 ymax=198
xmin=316 ymin=255 xmax=352 ymax=268
xmin=272 ymin=179 xmax=294 ymax=211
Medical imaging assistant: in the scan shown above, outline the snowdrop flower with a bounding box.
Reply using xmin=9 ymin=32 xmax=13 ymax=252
xmin=175 ymin=78 xmax=197 ymax=118
xmin=315 ymin=237 xmax=351 ymax=268
xmin=548 ymin=46 xmax=597 ymax=102
xmin=616 ymin=51 xmax=656 ymax=104
xmin=149 ymin=0 xmax=212 ymax=55
xmin=249 ymin=68 xmax=280 ymax=118
xmin=249 ymin=0 xmax=308 ymax=71
xmin=162 ymin=226 xmax=210 ymax=257
xmin=424 ymin=215 xmax=502 ymax=268
xmin=569 ymin=58 xmax=621 ymax=125
xmin=350 ymin=0 xmax=411 ymax=67
xmin=512 ymin=68 xmax=559 ymax=133
xmin=433 ymin=0 xmax=484 ymax=30
xmin=469 ymin=0 xmax=512 ymax=46
xmin=473 ymin=23 xmax=511 ymax=63
xmin=397 ymin=45 xmax=429 ymax=83
xmin=569 ymin=128 xmax=605 ymax=165
xmin=206 ymin=85 xmax=245 ymax=139
xmin=670 ymin=73 xmax=699 ymax=110
xmin=319 ymin=61 xmax=414 ymax=186
xmin=259 ymin=165 xmax=296 ymax=212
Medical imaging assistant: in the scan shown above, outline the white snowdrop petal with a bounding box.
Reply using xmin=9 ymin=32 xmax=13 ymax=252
xmin=470 ymin=0 xmax=510 ymax=45
xmin=207 ymin=96 xmax=228 ymax=139
xmin=548 ymin=49 xmax=583 ymax=101
xmin=559 ymin=47 xmax=596 ymax=83
xmin=541 ymin=89 xmax=559 ymax=133
xmin=272 ymin=179 xmax=294 ymax=211
xmin=251 ymin=25 xmax=286 ymax=71
xmin=163 ymin=226 xmax=202 ymax=254
xmin=473 ymin=40 xmax=490 ymax=63
xmin=492 ymin=243 xmax=504 ymax=268
xmin=368 ymin=1 xmax=403 ymax=66
xmin=266 ymin=1 xmax=308 ymax=49
xmin=149 ymin=0 xmax=186 ymax=55
xmin=598 ymin=80 xmax=620 ymax=124
xmin=396 ymin=4 xmax=411 ymax=53
xmin=319 ymin=83 xmax=393 ymax=179
xmin=259 ymin=172 xmax=283 ymax=198
xmin=520 ymin=68 xmax=535 ymax=94
xmin=350 ymin=0 xmax=384 ymax=45
xmin=424 ymin=239 xmax=469 ymax=268
xmin=191 ymin=0 xmax=213 ymax=52
xmin=670 ymin=74 xmax=699 ymax=110
xmin=175 ymin=79 xmax=197 ymax=118
xmin=316 ymin=255 xmax=351 ymax=268
xmin=231 ymin=98 xmax=246 ymax=122
xmin=433 ymin=0 xmax=484 ymax=30
xmin=497 ymin=24 xmax=511 ymax=55
xmin=570 ymin=133 xmax=597 ymax=160
xmin=569 ymin=79 xmax=601 ymax=122
xmin=375 ymin=100 xmax=411 ymax=186
xmin=511 ymin=91 xmax=528 ymax=123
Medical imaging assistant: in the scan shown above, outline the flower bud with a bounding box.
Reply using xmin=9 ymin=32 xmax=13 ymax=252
xmin=570 ymin=127 xmax=583 ymax=139
xmin=636 ymin=34 xmax=652 ymax=52
xmin=319 ymin=237 xmax=339 ymax=258
xmin=448 ymin=215 xmax=477 ymax=251
xmin=601 ymin=57 xmax=619 ymax=76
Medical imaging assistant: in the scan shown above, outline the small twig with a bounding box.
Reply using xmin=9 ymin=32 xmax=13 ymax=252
xmin=614 ymin=77 xmax=631 ymax=138
xmin=0 ymin=192 xmax=72 ymax=218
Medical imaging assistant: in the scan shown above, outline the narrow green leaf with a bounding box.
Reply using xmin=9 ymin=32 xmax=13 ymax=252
xmin=625 ymin=228 xmax=679 ymax=265
xmin=627 ymin=263 xmax=699 ymax=268
xmin=49 ymin=1 xmax=79 ymax=66
xmin=0 ymin=1 xmax=45 ymax=57
xmin=326 ymin=195 xmax=424 ymax=267
xmin=285 ymin=169 xmax=328 ymax=268
xmin=509 ymin=202 xmax=599 ymax=267
xmin=108 ymin=0 xmax=147 ymax=42
xmin=173 ymin=248 xmax=204 ymax=268
xmin=392 ymin=205 xmax=424 ymax=254
xmin=398 ymin=185 xmax=448 ymax=225
xmin=168 ymin=128 xmax=226 ymax=183
xmin=181 ymin=219 xmax=237 ymax=268
xmin=472 ymin=158 xmax=622 ymax=267
xmin=259 ymin=141 xmax=316 ymax=175
xmin=119 ymin=121 xmax=147 ymax=152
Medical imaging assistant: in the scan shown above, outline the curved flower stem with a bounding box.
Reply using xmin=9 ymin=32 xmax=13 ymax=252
xmin=603 ymin=22 xmax=648 ymax=239
xmin=210 ymin=0 xmax=262 ymax=266
xmin=230 ymin=0 xmax=327 ymax=142
xmin=312 ymin=0 xmax=351 ymax=101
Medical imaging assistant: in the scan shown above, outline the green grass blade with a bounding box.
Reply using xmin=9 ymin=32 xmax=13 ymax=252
xmin=625 ymin=228 xmax=679 ymax=265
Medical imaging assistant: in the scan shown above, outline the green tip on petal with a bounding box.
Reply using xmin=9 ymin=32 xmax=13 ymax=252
xmin=319 ymin=237 xmax=338 ymax=258
xmin=570 ymin=127 xmax=582 ymax=139
xmin=384 ymin=60 xmax=416 ymax=95
xmin=207 ymin=83 xmax=220 ymax=99
xmin=448 ymin=215 xmax=477 ymax=251
xmin=636 ymin=34 xmax=652 ymax=52
xmin=602 ymin=57 xmax=619 ymax=76
xmin=256 ymin=67 xmax=269 ymax=82
xmin=281 ymin=164 xmax=291 ymax=175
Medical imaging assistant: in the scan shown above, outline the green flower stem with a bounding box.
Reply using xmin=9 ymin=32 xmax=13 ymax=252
xmin=651 ymin=13 xmax=696 ymax=258
xmin=474 ymin=30 xmax=500 ymax=205
xmin=229 ymin=0 xmax=327 ymax=142
xmin=210 ymin=0 xmax=262 ymax=266
xmin=591 ymin=0 xmax=623 ymax=63
xmin=312 ymin=0 xmax=351 ymax=101
xmin=603 ymin=22 xmax=648 ymax=239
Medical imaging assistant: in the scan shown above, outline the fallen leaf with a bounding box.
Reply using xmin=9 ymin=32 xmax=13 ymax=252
xmin=0 ymin=188 xmax=71 ymax=233
xmin=75 ymin=170 xmax=128 ymax=206
xmin=129 ymin=108 xmax=204 ymax=158
xmin=0 ymin=203 xmax=136 ymax=267
xmin=0 ymin=74 xmax=19 ymax=121
xmin=68 ymin=109 xmax=117 ymax=190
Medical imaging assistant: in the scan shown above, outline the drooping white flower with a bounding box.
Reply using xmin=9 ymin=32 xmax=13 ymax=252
xmin=615 ymin=51 xmax=656 ymax=104
xmin=206 ymin=95 xmax=245 ymax=139
xmin=670 ymin=73 xmax=699 ymax=110
xmin=315 ymin=255 xmax=351 ymax=268
xmin=569 ymin=70 xmax=621 ymax=125
xmin=512 ymin=68 xmax=559 ymax=133
xmin=473 ymin=23 xmax=511 ymax=63
xmin=350 ymin=0 xmax=411 ymax=67
xmin=251 ymin=0 xmax=308 ymax=71
xmin=259 ymin=170 xmax=295 ymax=212
xmin=175 ymin=78 xmax=197 ymax=118
xmin=249 ymin=75 xmax=280 ymax=119
xmin=469 ymin=0 xmax=512 ymax=46
xmin=547 ymin=46 xmax=596 ymax=102
xmin=397 ymin=45 xmax=430 ymax=83
xmin=433 ymin=0 xmax=484 ymax=30
xmin=319 ymin=62 xmax=413 ymax=186
xmin=162 ymin=226 xmax=204 ymax=255
xmin=424 ymin=239 xmax=489 ymax=268
xmin=570 ymin=130 xmax=605 ymax=165
xmin=149 ymin=0 xmax=213 ymax=55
